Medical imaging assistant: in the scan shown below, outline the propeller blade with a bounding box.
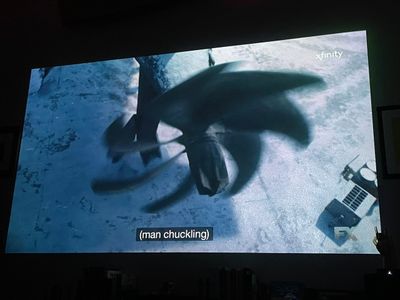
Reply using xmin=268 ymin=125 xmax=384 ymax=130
xmin=91 ymin=150 xmax=185 ymax=194
xmin=219 ymin=132 xmax=263 ymax=194
xmin=148 ymin=65 xmax=324 ymax=135
xmin=221 ymin=94 xmax=312 ymax=146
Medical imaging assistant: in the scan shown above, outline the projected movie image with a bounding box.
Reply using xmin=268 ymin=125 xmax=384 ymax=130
xmin=6 ymin=31 xmax=380 ymax=253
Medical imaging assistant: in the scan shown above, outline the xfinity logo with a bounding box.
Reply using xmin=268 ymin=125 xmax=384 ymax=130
xmin=316 ymin=50 xmax=343 ymax=61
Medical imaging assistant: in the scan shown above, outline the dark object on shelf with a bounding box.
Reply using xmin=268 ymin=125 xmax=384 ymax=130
xmin=304 ymin=288 xmax=364 ymax=300
xmin=270 ymin=281 xmax=304 ymax=300
xmin=219 ymin=267 xmax=257 ymax=300
xmin=77 ymin=267 xmax=122 ymax=300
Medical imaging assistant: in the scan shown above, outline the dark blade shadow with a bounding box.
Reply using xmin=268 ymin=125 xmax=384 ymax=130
xmin=142 ymin=175 xmax=194 ymax=213
xmin=91 ymin=150 xmax=185 ymax=194
xmin=219 ymin=132 xmax=263 ymax=195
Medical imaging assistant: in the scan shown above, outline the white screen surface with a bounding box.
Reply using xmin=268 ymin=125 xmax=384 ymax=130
xmin=6 ymin=30 xmax=380 ymax=253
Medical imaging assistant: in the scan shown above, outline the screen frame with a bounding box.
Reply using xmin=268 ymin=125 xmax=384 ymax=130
xmin=4 ymin=30 xmax=382 ymax=255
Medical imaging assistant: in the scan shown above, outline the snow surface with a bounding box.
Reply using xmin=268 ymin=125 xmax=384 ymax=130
xmin=6 ymin=31 xmax=380 ymax=253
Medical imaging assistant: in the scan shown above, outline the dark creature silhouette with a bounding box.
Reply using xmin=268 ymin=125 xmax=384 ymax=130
xmin=91 ymin=61 xmax=325 ymax=212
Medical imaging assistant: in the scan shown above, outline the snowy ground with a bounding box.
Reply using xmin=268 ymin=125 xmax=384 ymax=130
xmin=6 ymin=31 xmax=380 ymax=253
